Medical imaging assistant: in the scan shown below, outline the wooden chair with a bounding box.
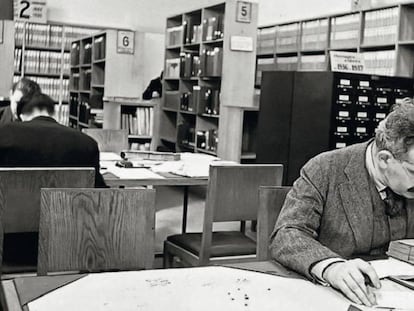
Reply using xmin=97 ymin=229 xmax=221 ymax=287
xmin=256 ymin=186 xmax=291 ymax=260
xmin=0 ymin=168 xmax=95 ymax=273
xmin=37 ymin=188 xmax=156 ymax=275
xmin=163 ymin=164 xmax=283 ymax=267
xmin=82 ymin=129 xmax=128 ymax=153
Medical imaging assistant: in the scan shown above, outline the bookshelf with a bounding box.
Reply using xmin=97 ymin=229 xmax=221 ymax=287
xmin=103 ymin=97 xmax=160 ymax=151
xmin=159 ymin=0 xmax=258 ymax=162
xmin=255 ymin=3 xmax=414 ymax=88
xmin=69 ymin=30 xmax=147 ymax=130
xmin=2 ymin=21 xmax=102 ymax=126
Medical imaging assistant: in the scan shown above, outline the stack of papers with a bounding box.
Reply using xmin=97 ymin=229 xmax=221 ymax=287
xmin=387 ymin=239 xmax=414 ymax=264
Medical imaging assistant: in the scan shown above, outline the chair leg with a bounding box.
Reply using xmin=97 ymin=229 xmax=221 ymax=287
xmin=163 ymin=242 xmax=174 ymax=268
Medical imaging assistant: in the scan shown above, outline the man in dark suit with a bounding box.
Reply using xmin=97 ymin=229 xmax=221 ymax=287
xmin=271 ymin=101 xmax=414 ymax=307
xmin=0 ymin=92 xmax=106 ymax=187
xmin=0 ymin=77 xmax=41 ymax=125
xmin=0 ymin=93 xmax=107 ymax=268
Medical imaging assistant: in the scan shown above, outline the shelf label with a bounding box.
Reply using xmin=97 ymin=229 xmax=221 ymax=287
xmin=230 ymin=35 xmax=253 ymax=52
xmin=236 ymin=1 xmax=252 ymax=23
xmin=330 ymin=51 xmax=365 ymax=73
xmin=117 ymin=30 xmax=135 ymax=54
xmin=14 ymin=0 xmax=47 ymax=24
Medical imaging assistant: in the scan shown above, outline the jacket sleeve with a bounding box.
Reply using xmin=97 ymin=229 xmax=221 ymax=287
xmin=270 ymin=156 xmax=342 ymax=280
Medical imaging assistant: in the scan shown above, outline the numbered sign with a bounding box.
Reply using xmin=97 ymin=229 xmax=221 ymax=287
xmin=15 ymin=0 xmax=47 ymax=24
xmin=330 ymin=51 xmax=365 ymax=74
xmin=117 ymin=30 xmax=135 ymax=54
xmin=236 ymin=1 xmax=252 ymax=23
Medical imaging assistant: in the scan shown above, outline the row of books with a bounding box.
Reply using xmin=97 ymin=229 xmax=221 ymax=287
xmin=94 ymin=36 xmax=106 ymax=60
xmin=54 ymin=104 xmax=69 ymax=126
xmin=258 ymin=8 xmax=399 ymax=54
xmin=202 ymin=15 xmax=224 ymax=42
xmin=19 ymin=50 xmax=63 ymax=75
xmin=275 ymin=23 xmax=300 ymax=53
xmin=180 ymin=52 xmax=201 ymax=78
xmin=171 ymin=48 xmax=223 ymax=78
xmin=201 ymin=47 xmax=222 ymax=77
xmin=183 ymin=19 xmax=202 ymax=45
xmin=180 ymin=86 xmax=220 ymax=115
xmin=71 ymin=69 xmax=92 ymax=91
xmin=129 ymin=142 xmax=151 ymax=151
xmin=257 ymin=27 xmax=276 ymax=55
xmin=363 ymin=7 xmax=398 ymax=46
xmin=299 ymin=55 xmax=327 ymax=71
xmin=13 ymin=75 xmax=67 ymax=102
xmin=121 ymin=107 xmax=154 ymax=136
xmin=64 ymin=27 xmax=101 ymax=50
xmin=166 ymin=14 xmax=224 ymax=47
xmin=387 ymin=239 xmax=414 ymax=264
xmin=363 ymin=50 xmax=396 ymax=76
xmin=330 ymin=13 xmax=360 ymax=49
xmin=15 ymin=22 xmax=63 ymax=49
xmin=301 ymin=19 xmax=328 ymax=51
xmin=196 ymin=129 xmax=218 ymax=152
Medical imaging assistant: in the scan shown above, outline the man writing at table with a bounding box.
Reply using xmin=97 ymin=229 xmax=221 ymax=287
xmin=271 ymin=101 xmax=414 ymax=307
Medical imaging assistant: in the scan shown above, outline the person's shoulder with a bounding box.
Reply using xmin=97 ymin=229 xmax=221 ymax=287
xmin=305 ymin=141 xmax=367 ymax=170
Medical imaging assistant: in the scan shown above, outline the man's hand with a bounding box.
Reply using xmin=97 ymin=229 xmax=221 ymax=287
xmin=323 ymin=259 xmax=381 ymax=306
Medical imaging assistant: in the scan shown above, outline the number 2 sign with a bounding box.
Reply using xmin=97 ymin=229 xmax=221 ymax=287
xmin=15 ymin=0 xmax=47 ymax=23
xmin=117 ymin=30 xmax=135 ymax=54
xmin=236 ymin=1 xmax=252 ymax=23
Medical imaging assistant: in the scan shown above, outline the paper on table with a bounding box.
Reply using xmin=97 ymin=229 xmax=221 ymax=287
xmin=374 ymin=279 xmax=414 ymax=310
xmin=107 ymin=167 xmax=165 ymax=179
xmin=27 ymin=267 xmax=351 ymax=311
xmin=100 ymin=152 xmax=122 ymax=161
xmin=370 ymin=258 xmax=414 ymax=279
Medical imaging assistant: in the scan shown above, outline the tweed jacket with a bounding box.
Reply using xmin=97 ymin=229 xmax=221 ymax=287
xmin=270 ymin=141 xmax=414 ymax=279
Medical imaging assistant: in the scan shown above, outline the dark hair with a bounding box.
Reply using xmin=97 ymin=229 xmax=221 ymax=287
xmin=375 ymin=101 xmax=414 ymax=160
xmin=12 ymin=77 xmax=41 ymax=99
xmin=18 ymin=93 xmax=56 ymax=116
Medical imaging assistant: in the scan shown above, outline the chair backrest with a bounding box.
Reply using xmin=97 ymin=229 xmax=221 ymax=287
xmin=257 ymin=186 xmax=291 ymax=260
xmin=206 ymin=164 xmax=283 ymax=223
xmin=0 ymin=168 xmax=95 ymax=233
xmin=82 ymin=129 xmax=128 ymax=153
xmin=37 ymin=188 xmax=156 ymax=275
xmin=198 ymin=164 xmax=283 ymax=263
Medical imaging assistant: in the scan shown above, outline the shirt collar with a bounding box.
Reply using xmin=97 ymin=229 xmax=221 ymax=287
xmin=365 ymin=141 xmax=387 ymax=196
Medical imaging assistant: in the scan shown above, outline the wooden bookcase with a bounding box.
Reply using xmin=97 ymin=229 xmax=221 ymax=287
xmin=158 ymin=0 xmax=258 ymax=162
xmin=69 ymin=30 xmax=147 ymax=130
xmin=256 ymin=3 xmax=414 ymax=89
xmin=13 ymin=21 xmax=102 ymax=125
xmin=103 ymin=97 xmax=161 ymax=151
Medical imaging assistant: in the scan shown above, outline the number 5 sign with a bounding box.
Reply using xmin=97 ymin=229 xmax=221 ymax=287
xmin=236 ymin=1 xmax=252 ymax=23
xmin=117 ymin=30 xmax=135 ymax=54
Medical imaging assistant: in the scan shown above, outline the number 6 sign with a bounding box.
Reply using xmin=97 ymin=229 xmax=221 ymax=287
xmin=117 ymin=30 xmax=135 ymax=54
xmin=236 ymin=1 xmax=252 ymax=23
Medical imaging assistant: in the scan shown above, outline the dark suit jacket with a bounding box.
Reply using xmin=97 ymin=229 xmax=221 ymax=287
xmin=0 ymin=106 xmax=14 ymax=125
xmin=270 ymin=141 xmax=414 ymax=279
xmin=0 ymin=116 xmax=106 ymax=187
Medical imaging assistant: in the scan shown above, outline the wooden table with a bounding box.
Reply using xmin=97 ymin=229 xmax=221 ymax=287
xmin=2 ymin=261 xmax=412 ymax=311
xmin=0 ymin=262 xmax=349 ymax=311
xmin=102 ymin=167 xmax=208 ymax=233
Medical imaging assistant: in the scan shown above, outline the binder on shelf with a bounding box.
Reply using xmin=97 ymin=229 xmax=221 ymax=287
xmin=167 ymin=26 xmax=184 ymax=47
xmin=165 ymin=58 xmax=181 ymax=78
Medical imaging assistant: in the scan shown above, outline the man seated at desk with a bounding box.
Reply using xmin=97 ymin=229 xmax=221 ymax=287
xmin=0 ymin=92 xmax=107 ymax=268
xmin=0 ymin=77 xmax=41 ymax=125
xmin=271 ymin=101 xmax=414 ymax=307
xmin=0 ymin=92 xmax=106 ymax=187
